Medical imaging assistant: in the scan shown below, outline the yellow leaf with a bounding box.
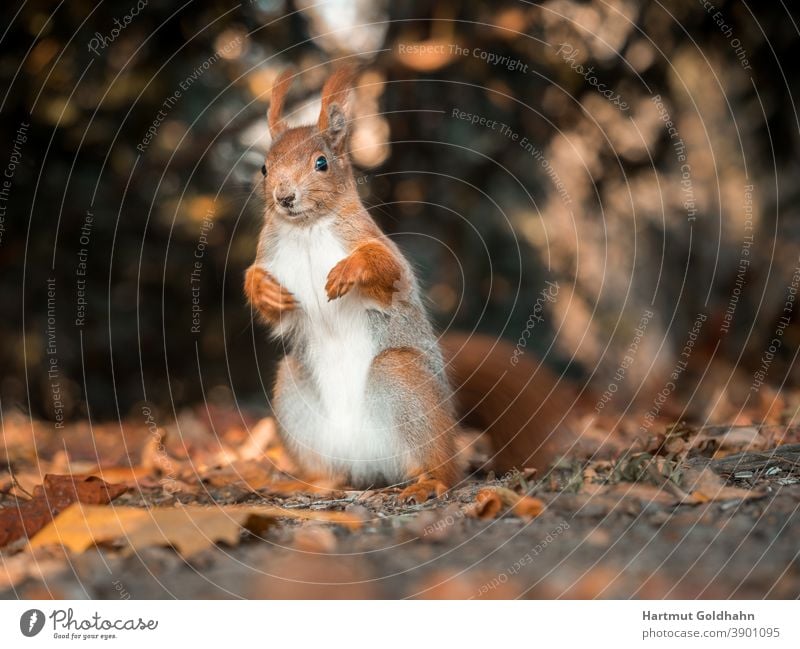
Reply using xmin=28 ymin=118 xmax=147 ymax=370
xmin=30 ymin=503 xmax=363 ymax=556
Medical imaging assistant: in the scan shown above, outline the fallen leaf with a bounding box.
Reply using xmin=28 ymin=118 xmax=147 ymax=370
xmin=34 ymin=474 xmax=127 ymax=504
xmin=511 ymin=494 xmax=546 ymax=520
xmin=467 ymin=488 xmax=504 ymax=519
xmin=467 ymin=486 xmax=546 ymax=520
xmin=0 ymin=475 xmax=126 ymax=547
xmin=0 ymin=498 xmax=53 ymax=548
xmin=30 ymin=503 xmax=364 ymax=556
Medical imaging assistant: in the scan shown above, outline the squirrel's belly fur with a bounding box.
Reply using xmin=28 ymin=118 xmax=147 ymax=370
xmin=266 ymin=219 xmax=410 ymax=484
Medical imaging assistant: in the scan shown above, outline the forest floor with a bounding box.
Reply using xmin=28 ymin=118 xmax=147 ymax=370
xmin=1 ymin=407 xmax=799 ymax=599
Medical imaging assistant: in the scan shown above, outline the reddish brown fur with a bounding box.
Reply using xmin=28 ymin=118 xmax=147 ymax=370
xmin=244 ymin=266 xmax=296 ymax=324
xmin=325 ymin=240 xmax=404 ymax=307
xmin=267 ymin=68 xmax=295 ymax=137
xmin=441 ymin=333 xmax=577 ymax=473
xmin=370 ymin=347 xmax=459 ymax=485
xmin=261 ymin=126 xmax=358 ymax=220
xmin=317 ymin=65 xmax=357 ymax=132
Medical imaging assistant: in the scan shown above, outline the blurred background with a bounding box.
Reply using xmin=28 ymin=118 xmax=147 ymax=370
xmin=1 ymin=0 xmax=799 ymax=431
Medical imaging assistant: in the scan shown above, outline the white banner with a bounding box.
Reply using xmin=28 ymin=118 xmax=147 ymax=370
xmin=0 ymin=600 xmax=798 ymax=648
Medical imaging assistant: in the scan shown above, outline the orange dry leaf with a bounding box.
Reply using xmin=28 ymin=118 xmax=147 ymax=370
xmin=511 ymin=494 xmax=546 ymax=520
xmin=467 ymin=487 xmax=545 ymax=521
xmin=494 ymin=487 xmax=545 ymax=520
xmin=468 ymin=488 xmax=504 ymax=519
xmin=30 ymin=503 xmax=364 ymax=557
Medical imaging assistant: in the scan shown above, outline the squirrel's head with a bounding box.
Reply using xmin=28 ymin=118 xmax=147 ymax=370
xmin=262 ymin=66 xmax=358 ymax=223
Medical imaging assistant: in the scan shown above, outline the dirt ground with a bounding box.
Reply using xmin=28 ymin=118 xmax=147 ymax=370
xmin=1 ymin=410 xmax=799 ymax=599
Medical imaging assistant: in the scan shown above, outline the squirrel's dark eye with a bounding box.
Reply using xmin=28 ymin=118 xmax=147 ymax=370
xmin=261 ymin=164 xmax=267 ymax=177
xmin=314 ymin=155 xmax=328 ymax=172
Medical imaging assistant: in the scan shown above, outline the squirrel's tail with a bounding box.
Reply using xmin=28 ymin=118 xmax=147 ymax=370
xmin=441 ymin=333 xmax=577 ymax=474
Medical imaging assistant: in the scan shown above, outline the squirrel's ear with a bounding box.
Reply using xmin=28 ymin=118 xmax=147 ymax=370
xmin=318 ymin=65 xmax=357 ymax=152
xmin=268 ymin=68 xmax=294 ymax=138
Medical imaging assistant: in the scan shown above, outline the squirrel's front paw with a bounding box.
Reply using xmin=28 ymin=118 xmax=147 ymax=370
xmin=244 ymin=265 xmax=296 ymax=320
xmin=325 ymin=254 xmax=373 ymax=301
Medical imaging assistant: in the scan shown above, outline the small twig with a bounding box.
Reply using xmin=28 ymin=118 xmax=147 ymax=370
xmin=8 ymin=466 xmax=33 ymax=499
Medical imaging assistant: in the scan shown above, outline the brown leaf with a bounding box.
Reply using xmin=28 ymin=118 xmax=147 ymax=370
xmin=0 ymin=475 xmax=127 ymax=547
xmin=35 ymin=474 xmax=127 ymax=504
xmin=467 ymin=487 xmax=545 ymax=520
xmin=495 ymin=486 xmax=546 ymax=520
xmin=467 ymin=488 xmax=504 ymax=519
xmin=0 ymin=496 xmax=53 ymax=548
xmin=30 ymin=503 xmax=364 ymax=556
xmin=511 ymin=494 xmax=546 ymax=520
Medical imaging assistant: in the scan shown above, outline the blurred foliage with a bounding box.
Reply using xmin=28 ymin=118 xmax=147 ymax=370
xmin=1 ymin=0 xmax=799 ymax=425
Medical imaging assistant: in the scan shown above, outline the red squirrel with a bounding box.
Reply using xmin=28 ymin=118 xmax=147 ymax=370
xmin=245 ymin=67 xmax=572 ymax=488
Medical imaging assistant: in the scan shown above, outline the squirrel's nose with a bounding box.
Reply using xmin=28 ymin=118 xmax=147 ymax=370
xmin=277 ymin=192 xmax=295 ymax=208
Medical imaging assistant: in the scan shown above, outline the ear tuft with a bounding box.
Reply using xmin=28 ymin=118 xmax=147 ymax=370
xmin=325 ymin=103 xmax=347 ymax=150
xmin=268 ymin=68 xmax=295 ymax=138
xmin=318 ymin=64 xmax=358 ymax=151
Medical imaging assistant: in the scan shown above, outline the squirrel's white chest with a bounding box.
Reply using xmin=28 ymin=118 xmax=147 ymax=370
xmin=266 ymin=220 xmax=367 ymax=332
xmin=266 ymin=222 xmax=394 ymax=478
